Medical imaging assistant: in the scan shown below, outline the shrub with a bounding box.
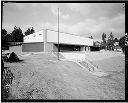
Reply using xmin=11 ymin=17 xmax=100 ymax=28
xmin=8 ymin=52 xmax=20 ymax=62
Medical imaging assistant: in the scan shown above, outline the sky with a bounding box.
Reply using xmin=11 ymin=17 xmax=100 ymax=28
xmin=2 ymin=3 xmax=125 ymax=41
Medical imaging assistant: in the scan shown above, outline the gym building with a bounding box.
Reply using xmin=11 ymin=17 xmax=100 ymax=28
xmin=22 ymin=29 xmax=93 ymax=52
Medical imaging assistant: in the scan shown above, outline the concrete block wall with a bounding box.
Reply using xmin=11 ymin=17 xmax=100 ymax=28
xmin=45 ymin=42 xmax=54 ymax=52
xmin=22 ymin=42 xmax=44 ymax=52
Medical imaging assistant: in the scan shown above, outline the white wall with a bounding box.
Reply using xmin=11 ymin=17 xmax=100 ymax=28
xmin=23 ymin=29 xmax=93 ymax=46
xmin=47 ymin=29 xmax=93 ymax=46
xmin=24 ymin=30 xmax=44 ymax=43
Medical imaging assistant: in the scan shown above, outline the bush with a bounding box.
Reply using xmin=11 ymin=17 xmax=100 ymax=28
xmin=8 ymin=52 xmax=20 ymax=62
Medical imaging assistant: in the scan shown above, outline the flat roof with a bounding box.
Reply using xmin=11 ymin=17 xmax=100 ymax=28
xmin=24 ymin=29 xmax=93 ymax=46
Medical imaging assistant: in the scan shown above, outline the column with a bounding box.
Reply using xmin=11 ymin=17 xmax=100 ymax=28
xmin=43 ymin=29 xmax=47 ymax=52
xmin=86 ymin=46 xmax=90 ymax=51
xmin=80 ymin=46 xmax=86 ymax=51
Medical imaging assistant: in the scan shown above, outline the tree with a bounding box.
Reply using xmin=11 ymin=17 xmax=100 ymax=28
xmin=24 ymin=28 xmax=31 ymax=36
xmin=109 ymin=32 xmax=114 ymax=40
xmin=2 ymin=29 xmax=9 ymax=49
xmin=2 ymin=29 xmax=7 ymax=39
xmin=31 ymin=27 xmax=35 ymax=34
xmin=24 ymin=27 xmax=35 ymax=36
xmin=5 ymin=34 xmax=13 ymax=42
xmin=102 ymin=32 xmax=106 ymax=42
xmin=107 ymin=32 xmax=114 ymax=51
xmin=2 ymin=29 xmax=7 ymax=43
xmin=119 ymin=36 xmax=125 ymax=53
xmin=11 ymin=26 xmax=23 ymax=42
xmin=102 ymin=32 xmax=106 ymax=49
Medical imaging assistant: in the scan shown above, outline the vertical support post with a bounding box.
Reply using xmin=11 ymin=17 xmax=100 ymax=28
xmin=44 ymin=29 xmax=47 ymax=53
xmin=80 ymin=46 xmax=86 ymax=52
xmin=88 ymin=46 xmax=90 ymax=51
xmin=86 ymin=46 xmax=89 ymax=51
xmin=58 ymin=8 xmax=60 ymax=60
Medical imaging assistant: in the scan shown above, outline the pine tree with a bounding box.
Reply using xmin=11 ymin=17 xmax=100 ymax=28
xmin=11 ymin=26 xmax=23 ymax=42
xmin=24 ymin=27 xmax=35 ymax=36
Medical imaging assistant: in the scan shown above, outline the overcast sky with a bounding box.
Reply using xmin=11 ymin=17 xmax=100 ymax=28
xmin=3 ymin=3 xmax=125 ymax=41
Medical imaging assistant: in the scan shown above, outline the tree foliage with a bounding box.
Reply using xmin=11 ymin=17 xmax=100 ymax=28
xmin=2 ymin=29 xmax=7 ymax=43
xmin=5 ymin=34 xmax=13 ymax=42
xmin=11 ymin=26 xmax=23 ymax=42
xmin=101 ymin=33 xmax=106 ymax=49
xmin=24 ymin=27 xmax=35 ymax=36
xmin=119 ymin=36 xmax=125 ymax=53
xmin=2 ymin=29 xmax=7 ymax=39
xmin=2 ymin=29 xmax=9 ymax=48
xmin=108 ymin=32 xmax=114 ymax=40
xmin=2 ymin=27 xmax=24 ymax=49
xmin=107 ymin=32 xmax=114 ymax=51
xmin=102 ymin=32 xmax=106 ymax=42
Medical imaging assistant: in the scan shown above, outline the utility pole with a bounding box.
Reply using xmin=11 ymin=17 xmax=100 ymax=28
xmin=58 ymin=8 xmax=60 ymax=60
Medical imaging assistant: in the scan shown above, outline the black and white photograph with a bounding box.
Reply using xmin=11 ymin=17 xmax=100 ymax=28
xmin=1 ymin=2 xmax=126 ymax=101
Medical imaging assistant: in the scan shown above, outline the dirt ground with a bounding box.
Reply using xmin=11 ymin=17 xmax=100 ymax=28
xmin=3 ymin=52 xmax=125 ymax=100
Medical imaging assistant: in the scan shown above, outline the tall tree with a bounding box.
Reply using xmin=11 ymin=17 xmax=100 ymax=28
xmin=107 ymin=32 xmax=114 ymax=51
xmin=2 ymin=29 xmax=7 ymax=45
xmin=24 ymin=28 xmax=31 ymax=36
xmin=2 ymin=29 xmax=7 ymax=39
xmin=31 ymin=27 xmax=35 ymax=34
xmin=2 ymin=29 xmax=10 ymax=49
xmin=102 ymin=32 xmax=106 ymax=49
xmin=5 ymin=34 xmax=13 ymax=42
xmin=11 ymin=26 xmax=23 ymax=42
xmin=24 ymin=27 xmax=35 ymax=36
xmin=102 ymin=32 xmax=106 ymax=42
xmin=108 ymin=32 xmax=114 ymax=40
xmin=119 ymin=36 xmax=125 ymax=53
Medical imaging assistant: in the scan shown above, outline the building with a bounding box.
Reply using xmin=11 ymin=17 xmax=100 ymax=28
xmin=90 ymin=41 xmax=101 ymax=51
xmin=22 ymin=29 xmax=93 ymax=52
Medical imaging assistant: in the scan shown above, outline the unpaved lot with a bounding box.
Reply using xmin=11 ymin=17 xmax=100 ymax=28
xmin=4 ymin=52 xmax=125 ymax=100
